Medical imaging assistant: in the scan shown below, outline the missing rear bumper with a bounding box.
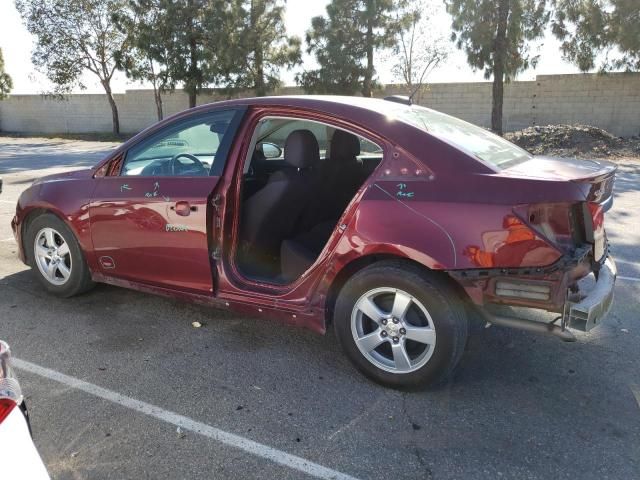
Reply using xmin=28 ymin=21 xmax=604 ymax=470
xmin=565 ymin=256 xmax=617 ymax=332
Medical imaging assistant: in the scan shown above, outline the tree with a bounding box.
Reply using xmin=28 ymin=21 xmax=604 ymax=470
xmin=16 ymin=0 xmax=128 ymax=135
xmin=0 ymin=48 xmax=13 ymax=100
xmin=298 ymin=0 xmax=409 ymax=97
xmin=445 ymin=0 xmax=549 ymax=134
xmin=552 ymin=0 xmax=640 ymax=72
xmin=226 ymin=0 xmax=301 ymax=96
xmin=113 ymin=0 xmax=174 ymax=120
xmin=391 ymin=0 xmax=449 ymax=101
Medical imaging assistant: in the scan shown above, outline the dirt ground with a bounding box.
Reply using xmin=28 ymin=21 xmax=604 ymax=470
xmin=505 ymin=124 xmax=640 ymax=161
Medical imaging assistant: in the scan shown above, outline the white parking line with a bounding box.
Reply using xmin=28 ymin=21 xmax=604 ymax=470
xmin=0 ymin=200 xmax=15 ymax=204
xmin=14 ymin=358 xmax=360 ymax=480
xmin=615 ymin=259 xmax=639 ymax=266
xmin=619 ymin=276 xmax=640 ymax=283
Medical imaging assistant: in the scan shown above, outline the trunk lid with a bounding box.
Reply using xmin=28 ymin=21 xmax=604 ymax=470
xmin=505 ymin=156 xmax=616 ymax=262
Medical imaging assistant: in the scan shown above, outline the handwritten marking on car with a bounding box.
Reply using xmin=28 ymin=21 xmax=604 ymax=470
xmin=375 ymin=183 xmax=457 ymax=268
xmin=166 ymin=224 xmax=189 ymax=232
xmin=13 ymin=358 xmax=360 ymax=480
xmin=120 ymin=184 xmax=132 ymax=192
xmin=396 ymin=182 xmax=415 ymax=198
xmin=145 ymin=181 xmax=161 ymax=198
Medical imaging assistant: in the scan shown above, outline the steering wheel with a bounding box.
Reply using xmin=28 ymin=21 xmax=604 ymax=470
xmin=170 ymin=153 xmax=208 ymax=176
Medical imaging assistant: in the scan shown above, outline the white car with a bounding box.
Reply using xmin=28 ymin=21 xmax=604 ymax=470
xmin=0 ymin=341 xmax=50 ymax=479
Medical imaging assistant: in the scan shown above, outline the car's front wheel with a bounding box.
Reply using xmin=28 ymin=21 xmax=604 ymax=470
xmin=25 ymin=213 xmax=94 ymax=297
xmin=334 ymin=260 xmax=468 ymax=389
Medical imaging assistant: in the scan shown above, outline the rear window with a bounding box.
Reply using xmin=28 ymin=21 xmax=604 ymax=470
xmin=395 ymin=106 xmax=532 ymax=169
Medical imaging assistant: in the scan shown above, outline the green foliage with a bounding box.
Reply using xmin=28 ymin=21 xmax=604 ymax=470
xmin=552 ymin=0 xmax=640 ymax=72
xmin=112 ymin=0 xmax=176 ymax=119
xmin=0 ymin=48 xmax=13 ymax=100
xmin=15 ymin=0 xmax=128 ymax=134
xmin=224 ymin=0 xmax=302 ymax=96
xmin=298 ymin=0 xmax=409 ymax=96
xmin=445 ymin=0 xmax=549 ymax=133
xmin=446 ymin=0 xmax=549 ymax=81
xmin=15 ymin=0 xmax=127 ymax=93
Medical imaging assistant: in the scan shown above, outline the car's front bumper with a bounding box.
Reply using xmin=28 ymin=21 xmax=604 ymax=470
xmin=566 ymin=256 xmax=617 ymax=332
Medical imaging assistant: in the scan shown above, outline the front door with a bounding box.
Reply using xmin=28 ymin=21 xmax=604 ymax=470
xmin=89 ymin=108 xmax=244 ymax=294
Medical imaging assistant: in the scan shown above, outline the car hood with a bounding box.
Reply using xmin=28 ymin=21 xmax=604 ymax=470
xmin=502 ymin=156 xmax=617 ymax=182
xmin=33 ymin=168 xmax=95 ymax=185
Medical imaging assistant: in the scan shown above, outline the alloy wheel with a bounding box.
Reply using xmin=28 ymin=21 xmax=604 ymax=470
xmin=33 ymin=227 xmax=72 ymax=286
xmin=351 ymin=287 xmax=437 ymax=374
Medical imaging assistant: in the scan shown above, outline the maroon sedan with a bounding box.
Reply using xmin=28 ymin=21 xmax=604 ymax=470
xmin=11 ymin=96 xmax=617 ymax=388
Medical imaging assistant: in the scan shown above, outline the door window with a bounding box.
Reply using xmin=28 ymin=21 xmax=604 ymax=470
xmin=121 ymin=110 xmax=239 ymax=177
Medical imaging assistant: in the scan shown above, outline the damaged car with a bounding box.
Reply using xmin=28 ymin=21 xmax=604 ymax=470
xmin=11 ymin=96 xmax=616 ymax=388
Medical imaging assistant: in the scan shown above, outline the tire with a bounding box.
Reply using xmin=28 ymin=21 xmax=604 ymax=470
xmin=334 ymin=260 xmax=468 ymax=389
xmin=25 ymin=213 xmax=95 ymax=297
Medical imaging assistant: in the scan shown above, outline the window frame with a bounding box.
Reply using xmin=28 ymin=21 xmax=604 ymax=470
xmin=118 ymin=107 xmax=246 ymax=178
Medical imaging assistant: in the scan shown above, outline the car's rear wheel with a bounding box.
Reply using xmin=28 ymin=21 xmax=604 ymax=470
xmin=334 ymin=260 xmax=468 ymax=389
xmin=25 ymin=213 xmax=94 ymax=297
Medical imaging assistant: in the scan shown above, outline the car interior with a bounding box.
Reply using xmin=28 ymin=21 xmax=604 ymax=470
xmin=237 ymin=118 xmax=384 ymax=284
xmin=120 ymin=114 xmax=233 ymax=177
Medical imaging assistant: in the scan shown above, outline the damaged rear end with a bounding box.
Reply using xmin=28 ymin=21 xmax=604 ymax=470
xmin=464 ymin=157 xmax=618 ymax=340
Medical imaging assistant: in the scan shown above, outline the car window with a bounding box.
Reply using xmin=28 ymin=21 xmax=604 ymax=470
xmin=250 ymin=118 xmax=383 ymax=163
xmin=122 ymin=110 xmax=237 ymax=177
xmin=394 ymin=105 xmax=532 ymax=168
xmin=257 ymin=119 xmax=330 ymax=158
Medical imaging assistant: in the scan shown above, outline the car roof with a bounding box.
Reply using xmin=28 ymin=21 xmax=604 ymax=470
xmin=192 ymin=95 xmax=411 ymax=122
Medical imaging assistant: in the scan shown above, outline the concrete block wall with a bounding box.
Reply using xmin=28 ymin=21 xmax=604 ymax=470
xmin=0 ymin=73 xmax=638 ymax=136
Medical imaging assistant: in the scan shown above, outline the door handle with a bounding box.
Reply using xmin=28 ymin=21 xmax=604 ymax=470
xmin=171 ymin=201 xmax=196 ymax=217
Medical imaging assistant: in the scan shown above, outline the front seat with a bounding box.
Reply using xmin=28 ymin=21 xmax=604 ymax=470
xmin=241 ymin=130 xmax=320 ymax=270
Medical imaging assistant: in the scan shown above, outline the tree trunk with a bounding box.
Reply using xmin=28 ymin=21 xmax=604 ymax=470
xmin=187 ymin=30 xmax=198 ymax=108
xmin=251 ymin=0 xmax=266 ymax=96
xmin=491 ymin=0 xmax=510 ymax=135
xmin=149 ymin=60 xmax=163 ymax=121
xmin=362 ymin=0 xmax=374 ymax=97
xmin=102 ymin=80 xmax=120 ymax=136
xmin=154 ymin=88 xmax=163 ymax=121
xmin=254 ymin=46 xmax=265 ymax=96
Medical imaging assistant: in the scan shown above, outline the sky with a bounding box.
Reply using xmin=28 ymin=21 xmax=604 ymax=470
xmin=0 ymin=0 xmax=585 ymax=95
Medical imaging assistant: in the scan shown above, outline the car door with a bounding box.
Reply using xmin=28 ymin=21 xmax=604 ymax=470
xmin=89 ymin=108 xmax=245 ymax=294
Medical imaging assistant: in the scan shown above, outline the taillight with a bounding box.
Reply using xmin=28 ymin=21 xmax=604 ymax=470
xmin=515 ymin=203 xmax=576 ymax=251
xmin=587 ymin=202 xmax=604 ymax=231
xmin=0 ymin=397 xmax=17 ymax=424
xmin=0 ymin=341 xmax=23 ymax=424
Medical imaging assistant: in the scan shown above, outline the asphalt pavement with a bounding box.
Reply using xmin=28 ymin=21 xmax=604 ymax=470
xmin=0 ymin=137 xmax=639 ymax=480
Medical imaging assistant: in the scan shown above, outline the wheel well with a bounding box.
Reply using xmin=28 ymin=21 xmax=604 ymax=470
xmin=21 ymin=208 xmax=60 ymax=257
xmin=324 ymin=255 xmax=473 ymax=329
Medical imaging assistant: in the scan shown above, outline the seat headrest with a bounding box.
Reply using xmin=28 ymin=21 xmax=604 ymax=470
xmin=329 ymin=130 xmax=361 ymax=163
xmin=284 ymin=130 xmax=320 ymax=169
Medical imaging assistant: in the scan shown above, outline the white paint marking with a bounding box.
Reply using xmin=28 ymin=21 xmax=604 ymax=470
xmin=0 ymin=200 xmax=16 ymax=204
xmin=618 ymin=276 xmax=640 ymax=283
xmin=13 ymin=358 xmax=360 ymax=480
xmin=631 ymin=385 xmax=640 ymax=411
xmin=615 ymin=259 xmax=639 ymax=267
xmin=1 ymin=237 xmax=15 ymax=242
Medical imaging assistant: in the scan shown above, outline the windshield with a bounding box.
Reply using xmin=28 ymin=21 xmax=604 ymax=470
xmin=395 ymin=105 xmax=532 ymax=168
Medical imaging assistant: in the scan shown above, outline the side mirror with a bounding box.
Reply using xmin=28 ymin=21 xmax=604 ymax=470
xmin=260 ymin=142 xmax=283 ymax=159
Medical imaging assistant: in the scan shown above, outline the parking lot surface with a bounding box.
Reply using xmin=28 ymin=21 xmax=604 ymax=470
xmin=1 ymin=137 xmax=639 ymax=480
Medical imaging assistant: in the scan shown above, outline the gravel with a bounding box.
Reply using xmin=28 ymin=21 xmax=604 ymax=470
xmin=505 ymin=124 xmax=640 ymax=160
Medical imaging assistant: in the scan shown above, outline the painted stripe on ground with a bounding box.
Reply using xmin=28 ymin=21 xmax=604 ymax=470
xmin=615 ymin=259 xmax=639 ymax=266
xmin=619 ymin=276 xmax=640 ymax=283
xmin=13 ymin=358 xmax=360 ymax=480
xmin=0 ymin=200 xmax=16 ymax=204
